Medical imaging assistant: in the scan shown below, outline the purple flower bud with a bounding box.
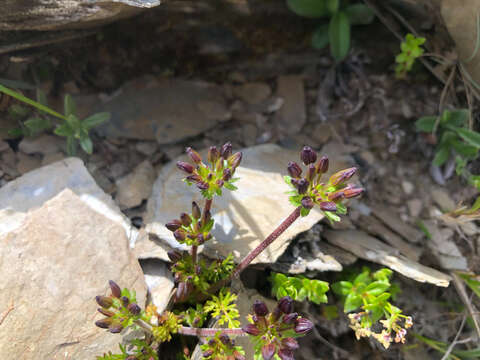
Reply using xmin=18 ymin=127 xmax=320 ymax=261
xmin=109 ymin=280 xmax=122 ymax=298
xmin=306 ymin=164 xmax=316 ymax=182
xmin=262 ymin=343 xmax=276 ymax=360
xmin=287 ymin=161 xmax=302 ymax=178
xmin=278 ymin=349 xmax=294 ymax=360
xmin=223 ymin=168 xmax=232 ymax=181
xmin=278 ymin=296 xmax=293 ymax=314
xmin=282 ymin=312 xmax=298 ymax=324
xmin=281 ymin=337 xmax=299 ymax=351
xmin=320 ymin=201 xmax=337 ymax=212
xmin=327 ymin=191 xmax=344 ymax=202
xmin=176 ymin=161 xmax=194 ymax=174
xmin=192 ymin=201 xmax=201 ymax=219
xmin=173 ymin=229 xmax=186 ymax=242
xmin=127 ymin=303 xmax=141 ymax=315
xmin=344 ymin=187 xmax=364 ymax=198
xmin=316 ymin=156 xmax=329 ymax=174
xmin=203 ymin=349 xmax=214 ymax=357
xmin=180 ymin=212 xmax=191 ymax=227
xmin=109 ymin=324 xmax=124 ymax=333
xmin=96 ymin=295 xmax=113 ymax=308
xmin=121 ymin=296 xmax=129 ymax=307
xmin=253 ymin=300 xmax=269 ymax=316
xmin=301 ymin=196 xmax=314 ymax=210
xmin=216 ymin=157 xmax=225 ymax=172
xmin=294 ymin=317 xmax=313 ymax=334
xmin=196 ymin=181 xmax=209 ymax=190
xmin=329 ymin=167 xmax=357 ymax=186
xmin=208 ymin=338 xmax=217 ymax=346
xmin=216 ymin=179 xmax=224 ymax=188
xmin=208 ymin=146 xmax=219 ymax=164
xmin=186 ymin=147 xmax=202 ymax=164
xmin=292 ymin=178 xmax=309 ymax=194
xmin=219 ymin=334 xmax=231 ymax=345
xmin=186 ymin=174 xmax=202 ymax=183
xmin=221 ymin=142 xmax=233 ymax=158
xmin=300 ymin=146 xmax=317 ymax=165
xmin=197 ymin=233 xmax=205 ymax=245
xmin=97 ymin=308 xmax=115 ymax=317
xmin=228 ymin=152 xmax=242 ymax=169
xmin=95 ymin=318 xmax=112 ymax=329
xmin=167 ymin=250 xmax=182 ymax=263
xmin=165 ymin=219 xmax=182 ymax=232
xmin=242 ymin=323 xmax=261 ymax=336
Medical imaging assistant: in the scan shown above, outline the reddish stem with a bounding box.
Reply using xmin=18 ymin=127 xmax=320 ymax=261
xmin=179 ymin=326 xmax=246 ymax=337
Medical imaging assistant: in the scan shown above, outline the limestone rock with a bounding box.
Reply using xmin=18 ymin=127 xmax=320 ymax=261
xmin=140 ymin=259 xmax=174 ymax=313
xmin=431 ymin=187 xmax=456 ymax=213
xmin=274 ymin=75 xmax=306 ymax=135
xmin=115 ymin=160 xmax=156 ymax=209
xmin=370 ymin=204 xmax=424 ymax=243
xmin=0 ymin=189 xmax=147 ymax=359
xmin=143 ymin=144 xmax=326 ymax=264
xmin=233 ymin=82 xmax=271 ymax=105
xmin=96 ymin=77 xmax=230 ymax=144
xmin=19 ymin=134 xmax=63 ymax=155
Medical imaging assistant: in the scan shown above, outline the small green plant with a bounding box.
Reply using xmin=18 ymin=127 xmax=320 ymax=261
xmin=332 ymin=267 xmax=411 ymax=349
xmin=93 ymin=144 xmax=412 ymax=359
xmin=0 ymin=84 xmax=109 ymax=156
xmin=395 ymin=33 xmax=426 ymax=78
xmin=416 ymin=108 xmax=480 ymax=188
xmin=286 ymin=0 xmax=375 ymax=62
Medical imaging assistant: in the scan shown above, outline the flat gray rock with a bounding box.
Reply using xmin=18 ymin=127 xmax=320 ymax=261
xmin=142 ymin=144 xmax=328 ymax=264
xmin=0 ymin=189 xmax=147 ymax=359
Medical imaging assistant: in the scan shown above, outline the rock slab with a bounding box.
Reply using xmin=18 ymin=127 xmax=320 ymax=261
xmin=0 ymin=189 xmax=147 ymax=359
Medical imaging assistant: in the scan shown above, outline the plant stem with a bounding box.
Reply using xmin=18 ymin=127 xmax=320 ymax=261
xmin=179 ymin=326 xmax=246 ymax=337
xmin=206 ymin=206 xmax=302 ymax=295
xmin=191 ymin=245 xmax=198 ymax=265
xmin=192 ymin=198 xmax=213 ymax=265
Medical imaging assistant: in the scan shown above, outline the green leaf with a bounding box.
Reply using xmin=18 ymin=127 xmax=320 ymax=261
xmin=83 ymin=112 xmax=110 ymax=130
xmin=365 ymin=281 xmax=390 ymax=296
xmin=451 ymin=140 xmax=478 ymax=158
xmin=331 ymin=281 xmax=352 ymax=296
xmin=224 ymin=182 xmax=238 ymax=191
xmin=326 ymin=0 xmax=339 ymax=14
xmin=311 ymin=24 xmax=330 ymax=50
xmin=353 ymin=270 xmax=371 ymax=286
xmin=284 ymin=175 xmax=292 ymax=186
xmin=286 ymin=0 xmax=328 ymax=18
xmin=64 ymin=94 xmax=76 ymax=117
xmin=442 ymin=109 xmax=469 ymax=127
xmin=453 ymin=127 xmax=480 ymax=148
xmin=433 ymin=146 xmax=450 ymax=166
xmin=300 ymin=207 xmax=311 ymax=217
xmin=329 ymin=11 xmax=350 ymax=62
xmin=373 ymin=268 xmax=392 ymax=281
xmin=344 ymin=293 xmax=362 ymax=312
xmin=66 ymin=136 xmax=77 ymax=156
xmin=336 ymin=202 xmax=347 ymax=215
xmin=24 ymin=117 xmax=52 ymax=135
xmin=458 ymin=273 xmax=480 ymax=299
xmin=324 ymin=211 xmax=340 ymax=222
xmin=415 ymin=116 xmax=437 ymax=132
xmin=65 ymin=113 xmax=82 ymax=131
xmin=54 ymin=123 xmax=73 ymax=137
xmin=344 ymin=4 xmax=375 ymax=25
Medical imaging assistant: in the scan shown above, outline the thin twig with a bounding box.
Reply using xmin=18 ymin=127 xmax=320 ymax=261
xmin=451 ymin=272 xmax=480 ymax=338
xmin=440 ymin=314 xmax=467 ymax=360
xmin=0 ymin=300 xmax=14 ymax=326
xmin=312 ymin=325 xmax=350 ymax=358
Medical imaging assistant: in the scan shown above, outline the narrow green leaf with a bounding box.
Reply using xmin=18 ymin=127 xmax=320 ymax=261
xmin=345 ymin=4 xmax=375 ymax=25
xmin=451 ymin=140 xmax=478 ymax=158
xmin=66 ymin=136 xmax=77 ymax=156
xmin=443 ymin=109 xmax=469 ymax=127
xmin=344 ymin=293 xmax=362 ymax=312
xmin=24 ymin=117 xmax=52 ymax=135
xmin=433 ymin=146 xmax=450 ymax=166
xmin=286 ymin=0 xmax=328 ymax=18
xmin=329 ymin=11 xmax=350 ymax=62
xmin=311 ymin=24 xmax=330 ymax=50
xmin=54 ymin=123 xmax=73 ymax=137
xmin=326 ymin=0 xmax=339 ymax=14
xmin=365 ymin=281 xmax=390 ymax=296
xmin=80 ymin=136 xmax=93 ymax=154
xmin=83 ymin=112 xmax=110 ymax=130
xmin=415 ymin=116 xmax=437 ymax=132
xmin=64 ymin=94 xmax=77 ymax=117
xmin=453 ymin=127 xmax=480 ymax=148
xmin=331 ymin=281 xmax=352 ymax=296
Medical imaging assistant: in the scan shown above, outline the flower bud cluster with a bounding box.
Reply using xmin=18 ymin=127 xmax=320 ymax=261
xmin=285 ymin=146 xmax=364 ymax=220
xmin=95 ymin=280 xmax=143 ymax=334
xmin=242 ymin=297 xmax=314 ymax=360
xmin=201 ymin=332 xmax=246 ymax=360
xmin=176 ymin=142 xmax=242 ymax=199
xmin=166 ymin=201 xmax=214 ymax=246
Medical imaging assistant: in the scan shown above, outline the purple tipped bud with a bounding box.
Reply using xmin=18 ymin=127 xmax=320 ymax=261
xmin=306 ymin=164 xmax=316 ymax=182
xmin=278 ymin=296 xmax=293 ymax=314
xmin=167 ymin=250 xmax=182 ymax=263
xmin=221 ymin=142 xmax=233 ymax=158
xmin=192 ymin=202 xmax=201 ymax=219
xmin=109 ymin=324 xmax=124 ymax=333
xmin=219 ymin=334 xmax=231 ymax=345
xmin=295 ymin=317 xmax=313 ymax=334
xmin=223 ymin=168 xmax=232 ymax=181
xmin=292 ymin=178 xmax=309 ymax=194
xmin=300 ymin=146 xmax=317 ymax=165
xmin=216 ymin=157 xmax=225 ymax=172
xmin=320 ymin=201 xmax=337 ymax=212
xmin=128 ymin=303 xmax=141 ymax=315
xmin=166 ymin=219 xmax=182 ymax=232
xmin=180 ymin=212 xmax=191 ymax=227
xmin=186 ymin=174 xmax=202 ymax=183
xmin=96 ymin=295 xmax=113 ymax=308
xmin=317 ymin=156 xmax=329 ymax=174
xmin=121 ymin=296 xmax=129 ymax=307
xmin=196 ymin=182 xmax=209 ymax=190
xmin=262 ymin=343 xmax=276 ymax=360
xmin=344 ymin=187 xmax=364 ymax=198
xmin=109 ymin=280 xmax=122 ymax=298
xmin=287 ymin=161 xmax=302 ymax=178
xmin=329 ymin=167 xmax=357 ymax=186
xmin=242 ymin=323 xmax=261 ymax=336
xmin=208 ymin=146 xmax=219 ymax=164
xmin=281 ymin=337 xmax=299 ymax=351
xmin=176 ymin=161 xmax=194 ymax=174
xmin=186 ymin=147 xmax=202 ymax=164
xmin=228 ymin=152 xmax=242 ymax=169
xmin=173 ymin=229 xmax=186 ymax=242
xmin=278 ymin=349 xmax=295 ymax=360
xmin=125 ymin=355 xmax=138 ymax=360
xmin=301 ymin=196 xmax=314 ymax=209
xmin=208 ymin=338 xmax=217 ymax=346
xmin=203 ymin=349 xmax=214 ymax=357
xmin=282 ymin=312 xmax=298 ymax=324
xmin=98 ymin=308 xmax=115 ymax=317
xmin=197 ymin=233 xmax=205 ymax=245
xmin=216 ymin=179 xmax=224 ymax=188
xmin=253 ymin=300 xmax=269 ymax=316
xmin=327 ymin=191 xmax=344 ymax=202
xmin=95 ymin=318 xmax=112 ymax=329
